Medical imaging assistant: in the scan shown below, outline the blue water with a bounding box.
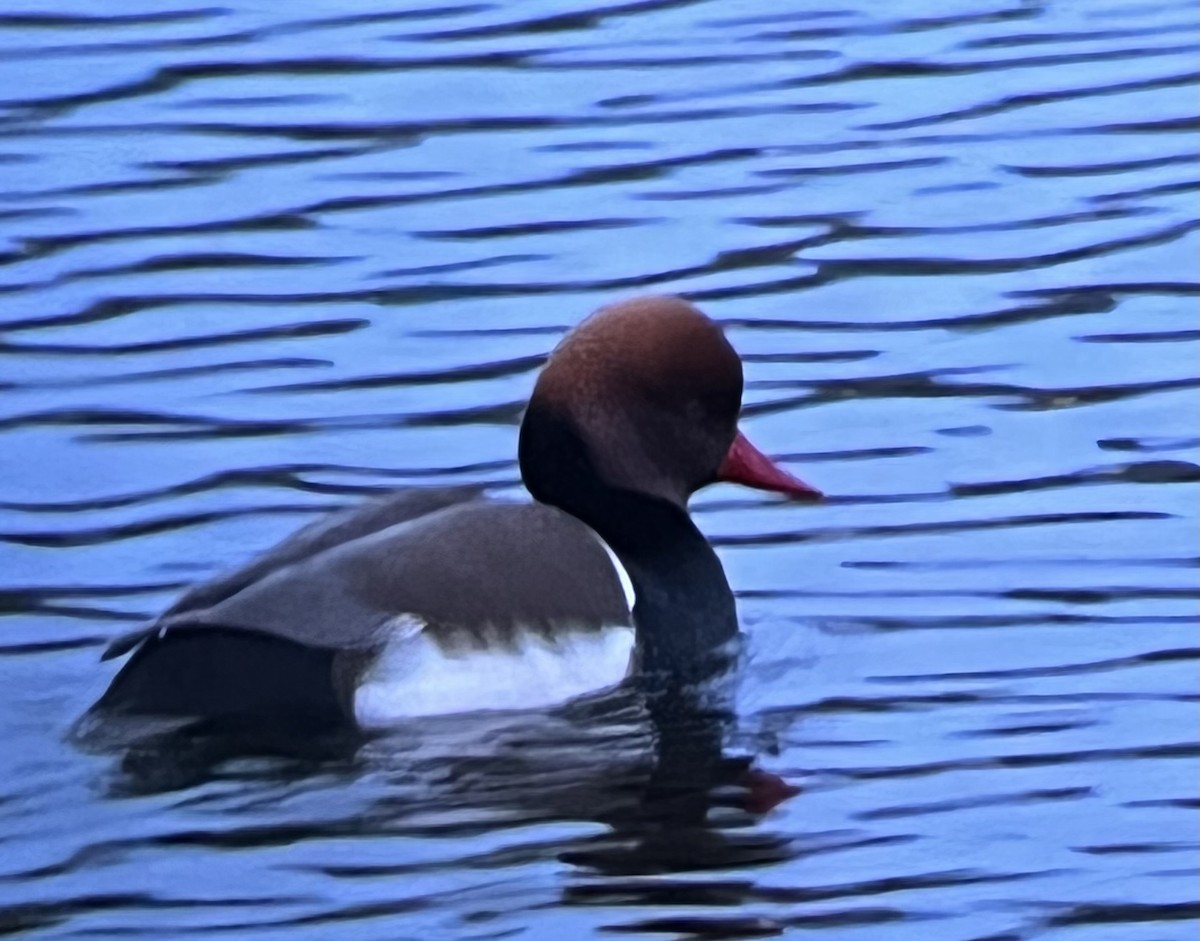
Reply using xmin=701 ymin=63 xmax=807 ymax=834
xmin=0 ymin=1 xmax=1197 ymax=938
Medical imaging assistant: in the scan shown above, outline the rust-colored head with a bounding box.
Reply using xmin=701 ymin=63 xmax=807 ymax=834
xmin=520 ymin=295 xmax=821 ymax=509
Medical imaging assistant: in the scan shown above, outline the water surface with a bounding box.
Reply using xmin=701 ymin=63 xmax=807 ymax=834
xmin=1 ymin=1 xmax=1197 ymax=938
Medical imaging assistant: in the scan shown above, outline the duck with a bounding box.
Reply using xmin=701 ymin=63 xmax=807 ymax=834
xmin=90 ymin=295 xmax=821 ymax=730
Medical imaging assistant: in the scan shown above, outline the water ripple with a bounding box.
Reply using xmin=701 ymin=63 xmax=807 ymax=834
xmin=0 ymin=1 xmax=1196 ymax=938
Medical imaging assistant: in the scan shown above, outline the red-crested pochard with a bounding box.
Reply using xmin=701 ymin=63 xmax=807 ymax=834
xmin=92 ymin=296 xmax=821 ymax=728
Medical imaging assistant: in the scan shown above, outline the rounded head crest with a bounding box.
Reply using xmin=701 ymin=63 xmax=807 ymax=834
xmin=521 ymin=296 xmax=742 ymax=507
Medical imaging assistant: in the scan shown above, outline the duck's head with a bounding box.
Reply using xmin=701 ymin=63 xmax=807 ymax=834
xmin=519 ymin=295 xmax=822 ymax=511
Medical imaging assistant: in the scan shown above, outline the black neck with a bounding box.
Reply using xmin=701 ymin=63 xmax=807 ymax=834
xmin=521 ymin=409 xmax=738 ymax=681
xmin=598 ymin=491 xmax=737 ymax=677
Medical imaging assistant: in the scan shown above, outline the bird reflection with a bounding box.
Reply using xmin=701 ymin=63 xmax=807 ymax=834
xmin=75 ymin=664 xmax=800 ymax=880
xmin=553 ymin=681 xmax=800 ymax=878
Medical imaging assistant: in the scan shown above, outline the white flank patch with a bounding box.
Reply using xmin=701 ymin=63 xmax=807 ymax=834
xmin=354 ymin=622 xmax=636 ymax=727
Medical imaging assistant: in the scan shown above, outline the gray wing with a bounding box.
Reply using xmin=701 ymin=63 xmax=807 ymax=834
xmin=103 ymin=485 xmax=484 ymax=659
xmin=109 ymin=498 xmax=630 ymax=658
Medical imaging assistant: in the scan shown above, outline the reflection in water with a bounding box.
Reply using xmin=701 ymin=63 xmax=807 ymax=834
xmin=81 ymin=671 xmax=801 ymax=935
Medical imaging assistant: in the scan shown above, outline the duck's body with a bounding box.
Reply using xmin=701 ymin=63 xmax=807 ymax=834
xmin=92 ymin=296 xmax=820 ymax=729
xmin=99 ymin=491 xmax=635 ymax=726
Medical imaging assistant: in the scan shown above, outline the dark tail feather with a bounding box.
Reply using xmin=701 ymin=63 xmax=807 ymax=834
xmin=92 ymin=626 xmax=349 ymax=727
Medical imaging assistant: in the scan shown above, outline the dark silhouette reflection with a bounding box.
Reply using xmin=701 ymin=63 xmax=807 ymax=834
xmin=75 ymin=664 xmax=799 ymax=880
xmin=552 ymin=675 xmax=799 ymax=878
xmin=71 ymin=709 xmax=364 ymax=795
